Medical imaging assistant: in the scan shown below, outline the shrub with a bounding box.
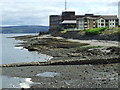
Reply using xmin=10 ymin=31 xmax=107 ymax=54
xmin=85 ymin=27 xmax=107 ymax=35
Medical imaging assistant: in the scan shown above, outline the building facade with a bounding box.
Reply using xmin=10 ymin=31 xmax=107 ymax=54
xmin=77 ymin=16 xmax=97 ymax=30
xmin=49 ymin=11 xmax=119 ymax=32
xmin=49 ymin=15 xmax=61 ymax=32
xmin=96 ymin=16 xmax=119 ymax=28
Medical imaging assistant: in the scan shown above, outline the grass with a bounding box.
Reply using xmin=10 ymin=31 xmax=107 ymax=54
xmin=61 ymin=27 xmax=120 ymax=36
xmin=60 ymin=29 xmax=80 ymax=34
xmin=85 ymin=27 xmax=107 ymax=35
xmin=102 ymin=27 xmax=120 ymax=35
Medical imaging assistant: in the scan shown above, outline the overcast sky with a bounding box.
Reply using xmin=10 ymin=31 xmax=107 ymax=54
xmin=0 ymin=0 xmax=119 ymax=26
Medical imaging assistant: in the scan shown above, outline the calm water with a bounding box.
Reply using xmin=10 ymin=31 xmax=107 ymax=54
xmin=1 ymin=76 xmax=34 ymax=88
xmin=1 ymin=34 xmax=52 ymax=64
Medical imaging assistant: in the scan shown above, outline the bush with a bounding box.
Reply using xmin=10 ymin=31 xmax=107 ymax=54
xmin=85 ymin=27 xmax=107 ymax=35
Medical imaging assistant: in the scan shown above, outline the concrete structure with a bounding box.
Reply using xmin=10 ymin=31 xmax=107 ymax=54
xmin=49 ymin=15 xmax=61 ymax=32
xmin=49 ymin=11 xmax=119 ymax=32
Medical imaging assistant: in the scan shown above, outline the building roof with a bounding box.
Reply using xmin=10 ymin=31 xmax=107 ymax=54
xmin=100 ymin=15 xmax=118 ymax=20
xmin=50 ymin=15 xmax=60 ymax=17
xmin=76 ymin=16 xmax=97 ymax=20
xmin=61 ymin=20 xmax=76 ymax=24
xmin=62 ymin=10 xmax=75 ymax=13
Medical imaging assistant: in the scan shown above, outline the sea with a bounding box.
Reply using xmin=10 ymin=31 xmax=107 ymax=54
xmin=0 ymin=33 xmax=53 ymax=88
xmin=1 ymin=33 xmax=51 ymax=64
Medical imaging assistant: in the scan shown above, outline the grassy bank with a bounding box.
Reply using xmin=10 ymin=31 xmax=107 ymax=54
xmin=56 ymin=27 xmax=120 ymax=41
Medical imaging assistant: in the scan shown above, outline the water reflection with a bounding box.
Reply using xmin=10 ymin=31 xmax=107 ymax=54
xmin=36 ymin=72 xmax=61 ymax=77
xmin=1 ymin=76 xmax=33 ymax=88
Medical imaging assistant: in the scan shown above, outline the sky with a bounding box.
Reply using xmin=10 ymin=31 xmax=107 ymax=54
xmin=0 ymin=0 xmax=119 ymax=26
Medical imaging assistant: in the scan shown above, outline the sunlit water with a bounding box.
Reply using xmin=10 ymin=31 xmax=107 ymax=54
xmin=1 ymin=72 xmax=61 ymax=88
xmin=1 ymin=76 xmax=33 ymax=88
xmin=36 ymin=72 xmax=61 ymax=77
xmin=1 ymin=34 xmax=52 ymax=64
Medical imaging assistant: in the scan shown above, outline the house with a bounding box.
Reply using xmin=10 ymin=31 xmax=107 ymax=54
xmin=49 ymin=11 xmax=119 ymax=32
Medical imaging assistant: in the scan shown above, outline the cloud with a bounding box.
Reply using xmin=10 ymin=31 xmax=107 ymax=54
xmin=1 ymin=0 xmax=120 ymax=26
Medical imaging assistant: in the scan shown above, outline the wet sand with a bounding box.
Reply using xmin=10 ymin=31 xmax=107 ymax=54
xmin=1 ymin=63 xmax=119 ymax=88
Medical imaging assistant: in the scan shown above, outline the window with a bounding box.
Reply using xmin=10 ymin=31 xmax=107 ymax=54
xmin=101 ymin=23 xmax=104 ymax=26
xmin=106 ymin=20 xmax=108 ymax=22
xmin=116 ymin=23 xmax=118 ymax=26
xmin=101 ymin=20 xmax=104 ymax=22
xmin=106 ymin=24 xmax=108 ymax=26
xmin=116 ymin=20 xmax=118 ymax=22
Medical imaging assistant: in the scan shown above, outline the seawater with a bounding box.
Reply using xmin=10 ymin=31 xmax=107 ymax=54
xmin=1 ymin=34 xmax=52 ymax=64
xmin=1 ymin=76 xmax=33 ymax=88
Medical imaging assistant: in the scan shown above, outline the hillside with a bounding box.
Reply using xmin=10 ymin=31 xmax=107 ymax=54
xmin=52 ymin=27 xmax=120 ymax=41
xmin=0 ymin=25 xmax=49 ymax=33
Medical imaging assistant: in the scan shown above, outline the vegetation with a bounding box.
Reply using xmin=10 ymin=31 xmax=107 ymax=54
xmin=102 ymin=27 xmax=120 ymax=35
xmin=60 ymin=29 xmax=79 ymax=34
xmin=60 ymin=27 xmax=120 ymax=35
xmin=85 ymin=27 xmax=107 ymax=35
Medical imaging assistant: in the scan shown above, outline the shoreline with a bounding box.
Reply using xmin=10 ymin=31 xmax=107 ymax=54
xmin=1 ymin=34 xmax=120 ymax=67
xmin=1 ymin=34 xmax=119 ymax=88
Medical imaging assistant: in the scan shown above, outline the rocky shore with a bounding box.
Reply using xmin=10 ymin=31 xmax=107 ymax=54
xmin=1 ymin=34 xmax=120 ymax=67
xmin=1 ymin=64 xmax=119 ymax=88
xmin=1 ymin=34 xmax=120 ymax=88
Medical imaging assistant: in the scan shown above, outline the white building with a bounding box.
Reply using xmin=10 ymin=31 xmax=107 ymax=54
xmin=97 ymin=15 xmax=119 ymax=28
xmin=77 ymin=15 xmax=119 ymax=30
xmin=97 ymin=17 xmax=105 ymax=28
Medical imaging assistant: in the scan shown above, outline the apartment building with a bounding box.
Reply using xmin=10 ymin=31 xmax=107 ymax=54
xmin=77 ymin=15 xmax=119 ymax=30
xmin=76 ymin=16 xmax=98 ymax=30
xmin=97 ymin=16 xmax=119 ymax=28
xmin=49 ymin=11 xmax=119 ymax=32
